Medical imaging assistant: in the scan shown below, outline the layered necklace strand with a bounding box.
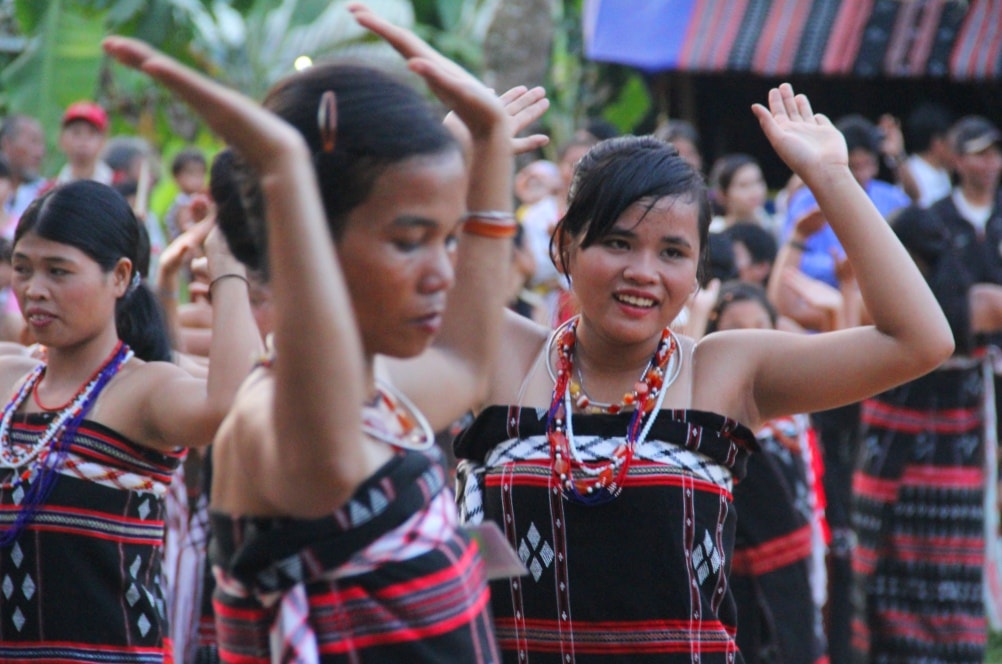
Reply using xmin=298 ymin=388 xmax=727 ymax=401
xmin=0 ymin=342 xmax=133 ymax=546
xmin=546 ymin=316 xmax=681 ymax=505
xmin=362 ymin=379 xmax=435 ymax=451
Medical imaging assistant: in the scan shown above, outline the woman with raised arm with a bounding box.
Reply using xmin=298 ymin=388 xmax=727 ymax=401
xmin=0 ymin=178 xmax=260 ymax=660
xmin=105 ymin=3 xmax=545 ymax=662
xmin=455 ymin=84 xmax=954 ymax=662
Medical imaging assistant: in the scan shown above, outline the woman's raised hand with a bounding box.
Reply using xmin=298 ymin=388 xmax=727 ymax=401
xmin=102 ymin=37 xmax=309 ymax=174
xmin=348 ymin=3 xmax=510 ymax=140
xmin=751 ymin=83 xmax=848 ymax=183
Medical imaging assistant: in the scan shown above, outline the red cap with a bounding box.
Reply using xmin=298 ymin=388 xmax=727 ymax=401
xmin=62 ymin=101 xmax=108 ymax=132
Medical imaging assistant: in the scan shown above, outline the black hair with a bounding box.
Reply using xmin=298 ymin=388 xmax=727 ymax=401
xmin=723 ymin=221 xmax=778 ymax=266
xmin=14 ymin=181 xmax=172 ymax=361
xmin=905 ymin=103 xmax=954 ymax=154
xmin=836 ymin=114 xmax=881 ymax=155
xmin=704 ymin=280 xmax=778 ymax=335
xmin=0 ymin=154 xmax=11 ymax=180
xmin=218 ymin=62 xmax=460 ymax=279
xmin=552 ymin=135 xmax=711 ymax=281
xmin=705 ymin=233 xmax=737 ymax=286
xmin=0 ymin=237 xmax=11 ymax=263
xmin=890 ymin=205 xmax=971 ymax=353
xmin=709 ymin=153 xmax=760 ymax=196
xmin=171 ymin=147 xmax=207 ymax=177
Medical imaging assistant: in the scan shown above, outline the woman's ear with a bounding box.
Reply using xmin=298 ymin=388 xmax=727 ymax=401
xmin=113 ymin=257 xmax=134 ymax=297
xmin=551 ymin=226 xmax=571 ymax=276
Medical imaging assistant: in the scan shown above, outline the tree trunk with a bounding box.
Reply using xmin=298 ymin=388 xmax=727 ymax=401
xmin=482 ymin=0 xmax=557 ymax=94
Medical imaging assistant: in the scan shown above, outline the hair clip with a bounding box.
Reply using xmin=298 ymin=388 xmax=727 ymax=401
xmin=317 ymin=90 xmax=337 ymax=154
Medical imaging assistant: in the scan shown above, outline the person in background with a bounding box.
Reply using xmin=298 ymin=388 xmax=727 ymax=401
xmin=723 ymin=221 xmax=777 ymax=288
xmin=164 ymin=147 xmax=209 ymax=240
xmin=903 ymin=102 xmax=955 ymax=208
xmin=655 ymin=118 xmax=704 ymax=174
xmin=0 ymin=178 xmax=260 ymax=661
xmin=708 ymin=153 xmax=774 ymax=235
xmin=704 ymin=280 xmax=828 ymax=664
xmin=0 ymin=114 xmax=47 ymax=234
xmin=55 ymin=101 xmax=113 ymax=185
xmin=851 ymin=204 xmax=1002 ymax=663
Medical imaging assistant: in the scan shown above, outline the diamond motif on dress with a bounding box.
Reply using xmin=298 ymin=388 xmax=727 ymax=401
xmin=138 ymin=613 xmax=151 ymax=637
xmin=2 ymin=575 xmax=12 ymax=599
xmin=527 ymin=523 xmax=541 ymax=548
xmin=130 ymin=555 xmax=142 ymax=578
xmin=12 ymin=485 xmax=24 ymax=505
xmin=368 ymin=488 xmax=388 ymax=515
xmin=138 ymin=499 xmax=151 ymax=521
xmin=21 ymin=574 xmax=34 ymax=600
xmin=693 ymin=530 xmax=721 ymax=585
xmin=519 ymin=522 xmax=554 ymax=583
xmin=126 ymin=583 xmax=141 ymax=606
xmin=349 ymin=500 xmax=372 ymax=526
xmin=11 ymin=607 xmax=24 ymax=632
xmin=10 ymin=543 xmax=23 ymax=568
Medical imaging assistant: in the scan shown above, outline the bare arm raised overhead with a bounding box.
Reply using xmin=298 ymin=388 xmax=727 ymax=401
xmin=693 ymin=84 xmax=954 ymax=428
xmin=103 ymin=37 xmax=366 ymax=513
xmin=351 ymin=4 xmax=551 ymax=429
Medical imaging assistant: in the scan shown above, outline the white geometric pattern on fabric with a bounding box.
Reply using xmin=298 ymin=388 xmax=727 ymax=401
xmin=59 ymin=453 xmax=170 ymax=496
xmin=483 ymin=434 xmax=733 ymax=490
xmin=518 ymin=522 xmax=555 ymax=583
xmin=692 ymin=530 xmax=722 ymax=586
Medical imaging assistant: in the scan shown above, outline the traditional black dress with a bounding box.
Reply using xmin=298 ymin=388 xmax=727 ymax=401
xmin=456 ymin=406 xmax=756 ymax=663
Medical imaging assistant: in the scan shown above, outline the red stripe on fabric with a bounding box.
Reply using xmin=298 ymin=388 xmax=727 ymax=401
xmin=879 ymin=610 xmax=988 ymax=642
xmin=712 ymin=0 xmax=750 ymax=69
xmin=908 ymin=0 xmax=947 ymax=74
xmin=679 ymin=0 xmax=717 ymax=68
xmin=765 ymin=0 xmax=813 ymax=74
xmin=750 ymin=0 xmax=786 ymax=73
xmin=950 ymin=0 xmax=987 ymax=79
xmin=316 ymin=588 xmax=492 ymax=654
xmin=822 ymin=0 xmax=874 ymax=74
xmin=861 ymin=399 xmax=981 ymax=434
xmin=884 ymin=0 xmax=919 ymax=74
xmin=981 ymin=0 xmax=1002 ymax=77
xmin=484 ymin=463 xmax=733 ymax=499
xmin=495 ymin=619 xmax=736 ymax=654
xmin=731 ymin=524 xmax=812 ymax=575
xmin=852 ymin=473 xmax=898 ymax=502
xmin=900 ymin=465 xmax=983 ymax=488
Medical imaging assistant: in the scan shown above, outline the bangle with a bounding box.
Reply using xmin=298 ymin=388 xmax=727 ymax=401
xmin=463 ymin=219 xmax=518 ymax=239
xmin=462 ymin=210 xmax=516 ymax=223
xmin=787 ymin=239 xmax=808 ymax=252
xmin=209 ymin=273 xmax=249 ymax=292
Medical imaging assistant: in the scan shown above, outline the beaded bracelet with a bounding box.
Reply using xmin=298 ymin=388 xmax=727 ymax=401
xmin=462 ymin=210 xmax=516 ymax=223
xmin=209 ymin=273 xmax=250 ymax=292
xmin=463 ymin=219 xmax=518 ymax=239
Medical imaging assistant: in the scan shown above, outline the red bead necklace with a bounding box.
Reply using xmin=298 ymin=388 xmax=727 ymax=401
xmin=545 ymin=317 xmax=680 ymax=505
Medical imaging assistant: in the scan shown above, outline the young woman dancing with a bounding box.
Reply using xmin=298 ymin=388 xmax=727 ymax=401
xmin=0 ymin=178 xmax=260 ymax=661
xmin=105 ymin=2 xmax=546 ymax=661
xmin=455 ymin=85 xmax=954 ymax=662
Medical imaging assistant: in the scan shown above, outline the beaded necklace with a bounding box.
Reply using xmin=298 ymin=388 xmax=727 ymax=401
xmin=545 ymin=317 xmax=680 ymax=505
xmin=362 ymin=379 xmax=434 ymax=451
xmin=0 ymin=342 xmax=133 ymax=546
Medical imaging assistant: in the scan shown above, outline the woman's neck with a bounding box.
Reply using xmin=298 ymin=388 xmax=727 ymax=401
xmin=42 ymin=332 xmax=123 ymax=389
xmin=572 ymin=318 xmax=665 ymax=397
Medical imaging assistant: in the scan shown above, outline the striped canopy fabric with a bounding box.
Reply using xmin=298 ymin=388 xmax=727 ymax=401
xmin=584 ymin=0 xmax=1002 ymax=80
